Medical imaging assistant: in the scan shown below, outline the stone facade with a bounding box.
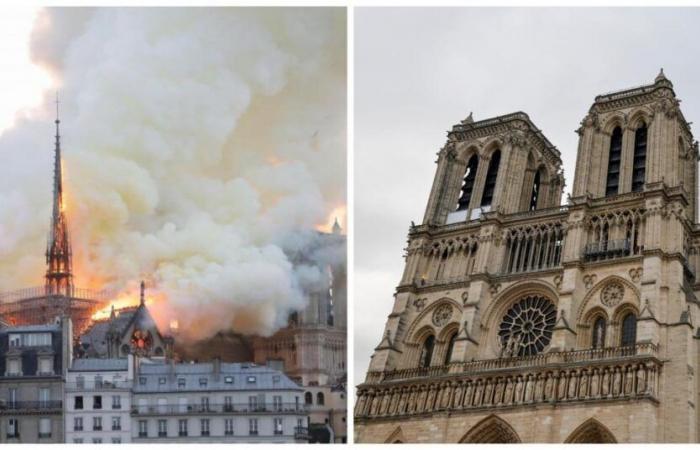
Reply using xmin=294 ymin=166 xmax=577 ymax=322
xmin=355 ymin=71 xmax=700 ymax=443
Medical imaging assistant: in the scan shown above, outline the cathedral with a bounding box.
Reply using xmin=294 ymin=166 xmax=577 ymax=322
xmin=355 ymin=70 xmax=700 ymax=443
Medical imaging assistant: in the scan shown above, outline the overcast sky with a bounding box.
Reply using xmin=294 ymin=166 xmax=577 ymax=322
xmin=353 ymin=7 xmax=700 ymax=389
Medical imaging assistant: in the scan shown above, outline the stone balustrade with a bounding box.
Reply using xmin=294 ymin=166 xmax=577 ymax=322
xmin=357 ymin=344 xmax=660 ymax=420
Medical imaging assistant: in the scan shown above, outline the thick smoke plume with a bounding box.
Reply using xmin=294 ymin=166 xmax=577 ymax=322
xmin=0 ymin=8 xmax=346 ymax=340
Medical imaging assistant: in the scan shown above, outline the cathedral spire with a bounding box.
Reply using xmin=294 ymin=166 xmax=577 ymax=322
xmin=45 ymin=93 xmax=74 ymax=297
xmin=140 ymin=280 xmax=146 ymax=306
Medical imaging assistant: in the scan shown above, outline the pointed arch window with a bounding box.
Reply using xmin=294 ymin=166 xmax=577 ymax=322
xmin=605 ymin=127 xmax=623 ymax=197
xmin=444 ymin=332 xmax=458 ymax=365
xmin=591 ymin=317 xmax=606 ymax=349
xmin=529 ymin=170 xmax=541 ymax=211
xmin=620 ymin=313 xmax=637 ymax=347
xmin=632 ymin=123 xmax=647 ymax=192
xmin=456 ymin=154 xmax=479 ymax=211
xmin=418 ymin=335 xmax=435 ymax=368
xmin=480 ymin=150 xmax=501 ymax=207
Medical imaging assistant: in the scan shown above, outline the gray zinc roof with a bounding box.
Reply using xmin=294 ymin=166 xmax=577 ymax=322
xmin=134 ymin=362 xmax=302 ymax=393
xmin=70 ymin=358 xmax=129 ymax=372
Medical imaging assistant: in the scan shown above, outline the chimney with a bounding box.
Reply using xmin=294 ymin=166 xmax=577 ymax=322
xmin=127 ymin=354 xmax=135 ymax=381
xmin=61 ymin=316 xmax=73 ymax=376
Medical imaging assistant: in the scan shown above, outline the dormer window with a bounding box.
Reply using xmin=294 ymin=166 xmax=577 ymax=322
xmin=224 ymin=376 xmax=234 ymax=384
xmin=6 ymin=357 xmax=21 ymax=376
xmin=247 ymin=376 xmax=257 ymax=384
xmin=38 ymin=356 xmax=53 ymax=375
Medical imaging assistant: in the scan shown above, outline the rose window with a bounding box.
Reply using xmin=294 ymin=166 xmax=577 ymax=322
xmin=601 ymin=282 xmax=624 ymax=307
xmin=432 ymin=304 xmax=453 ymax=327
xmin=498 ymin=295 xmax=557 ymax=357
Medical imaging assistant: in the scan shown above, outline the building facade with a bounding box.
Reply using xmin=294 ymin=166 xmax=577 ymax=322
xmin=64 ymin=357 xmax=134 ymax=444
xmin=355 ymin=71 xmax=700 ymax=443
xmin=0 ymin=318 xmax=72 ymax=443
xmin=131 ymin=360 xmax=308 ymax=443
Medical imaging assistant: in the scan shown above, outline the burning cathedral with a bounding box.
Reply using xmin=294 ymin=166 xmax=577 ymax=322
xmin=0 ymin=109 xmax=347 ymax=443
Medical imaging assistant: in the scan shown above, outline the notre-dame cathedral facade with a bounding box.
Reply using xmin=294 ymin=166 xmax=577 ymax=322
xmin=354 ymin=70 xmax=700 ymax=443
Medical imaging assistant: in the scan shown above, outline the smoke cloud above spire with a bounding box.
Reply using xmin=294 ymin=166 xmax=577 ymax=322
xmin=0 ymin=7 xmax=346 ymax=340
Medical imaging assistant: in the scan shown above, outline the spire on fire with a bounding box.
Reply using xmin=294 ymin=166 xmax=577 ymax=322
xmin=140 ymin=280 xmax=146 ymax=306
xmin=45 ymin=93 xmax=74 ymax=297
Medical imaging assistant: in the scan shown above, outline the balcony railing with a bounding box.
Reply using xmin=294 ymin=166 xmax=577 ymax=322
xmin=0 ymin=401 xmax=63 ymax=412
xmin=369 ymin=343 xmax=659 ymax=383
xmin=65 ymin=381 xmax=132 ymax=391
xmin=583 ymin=239 xmax=639 ymax=262
xmin=131 ymin=402 xmax=307 ymax=416
xmin=294 ymin=426 xmax=310 ymax=441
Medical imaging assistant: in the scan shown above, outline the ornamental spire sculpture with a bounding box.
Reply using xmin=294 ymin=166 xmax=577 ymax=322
xmin=45 ymin=94 xmax=74 ymax=297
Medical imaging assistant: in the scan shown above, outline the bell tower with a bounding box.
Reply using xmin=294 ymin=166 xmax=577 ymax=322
xmin=571 ymin=69 xmax=698 ymax=221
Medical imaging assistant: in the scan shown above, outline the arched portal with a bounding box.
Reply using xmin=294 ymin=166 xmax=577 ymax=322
xmin=460 ymin=415 xmax=521 ymax=443
xmin=565 ymin=418 xmax=617 ymax=443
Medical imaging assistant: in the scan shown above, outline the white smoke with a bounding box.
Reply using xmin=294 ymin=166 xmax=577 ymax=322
xmin=0 ymin=7 xmax=346 ymax=340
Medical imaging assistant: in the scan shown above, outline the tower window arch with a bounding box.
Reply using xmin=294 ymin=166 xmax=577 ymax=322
xmin=632 ymin=123 xmax=647 ymax=192
xmin=529 ymin=170 xmax=541 ymax=211
xmin=591 ymin=317 xmax=606 ymax=349
xmin=304 ymin=392 xmax=313 ymax=405
xmin=316 ymin=392 xmax=325 ymax=405
xmin=456 ymin=154 xmax=479 ymax=211
xmin=605 ymin=127 xmax=623 ymax=197
xmin=418 ymin=335 xmax=435 ymax=368
xmin=444 ymin=331 xmax=458 ymax=365
xmin=620 ymin=313 xmax=637 ymax=347
xmin=480 ymin=150 xmax=501 ymax=207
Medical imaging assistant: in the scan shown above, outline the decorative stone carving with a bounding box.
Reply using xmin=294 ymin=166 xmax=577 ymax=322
xmin=583 ymin=274 xmax=597 ymax=290
xmin=489 ymin=282 xmax=501 ymax=295
xmin=601 ymin=282 xmax=624 ymax=307
xmin=629 ymin=267 xmax=643 ymax=283
xmin=432 ymin=304 xmax=453 ymax=327
xmin=553 ymin=274 xmax=563 ymax=290
xmin=413 ymin=298 xmax=427 ymax=311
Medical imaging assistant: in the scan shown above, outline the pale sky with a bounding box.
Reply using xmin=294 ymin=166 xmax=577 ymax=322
xmin=353 ymin=7 xmax=700 ymax=388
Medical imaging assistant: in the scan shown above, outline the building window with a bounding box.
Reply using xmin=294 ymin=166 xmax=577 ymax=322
xmin=8 ymin=418 xmax=19 ymax=438
xmin=249 ymin=418 xmax=258 ymax=436
xmin=92 ymin=438 xmax=102 ymax=444
xmin=74 ymin=396 xmax=83 ymax=410
xmin=158 ymin=419 xmax=167 ymax=437
xmin=94 ymin=375 xmax=103 ymax=388
xmin=498 ymin=295 xmax=557 ymax=357
xmin=247 ymin=376 xmax=256 ymax=383
xmin=7 ymin=358 xmax=21 ymax=376
xmin=76 ymin=376 xmax=85 ymax=389
xmin=456 ymin=154 xmax=479 ymax=211
xmin=93 ymin=417 xmax=102 ymax=431
xmin=225 ymin=419 xmax=234 ymax=436
xmin=112 ymin=395 xmax=121 ymax=410
xmin=273 ymin=395 xmax=282 ymax=411
xmin=605 ymin=127 xmax=623 ymax=196
xmin=304 ymin=392 xmax=312 ymax=405
xmin=138 ymin=420 xmax=148 ymax=438
xmin=274 ymin=418 xmax=283 ymax=435
xmin=178 ymin=419 xmax=188 ymax=437
xmin=112 ymin=416 xmax=121 ymax=431
xmin=8 ymin=388 xmax=17 ymax=408
xmin=38 ymin=357 xmax=53 ymax=375
xmin=158 ymin=377 xmax=166 ymax=385
xmin=316 ymin=392 xmax=325 ymax=406
xmin=93 ymin=395 xmax=102 ymax=410
xmin=39 ymin=387 xmax=50 ymax=408
xmin=200 ymin=419 xmax=210 ymax=437
xmin=200 ymin=397 xmax=210 ymax=412
xmin=73 ymin=438 xmax=83 ymax=444
xmin=39 ymin=417 xmax=51 ymax=438
xmin=248 ymin=395 xmax=259 ymax=411
xmin=592 ymin=317 xmax=606 ymax=349
xmin=112 ymin=437 xmax=121 ymax=444
xmin=224 ymin=376 xmax=233 ymax=384
xmin=177 ymin=378 xmax=186 ymax=388
xmin=199 ymin=378 xmax=208 ymax=387
xmin=621 ymin=313 xmax=637 ymax=347
xmin=632 ymin=123 xmax=647 ymax=192
xmin=139 ymin=377 xmax=147 ymax=385
xmin=444 ymin=331 xmax=458 ymax=365
xmin=74 ymin=417 xmax=83 ymax=431
xmin=418 ymin=335 xmax=435 ymax=368
xmin=224 ymin=396 xmax=233 ymax=412
xmin=480 ymin=149 xmax=501 ymax=207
